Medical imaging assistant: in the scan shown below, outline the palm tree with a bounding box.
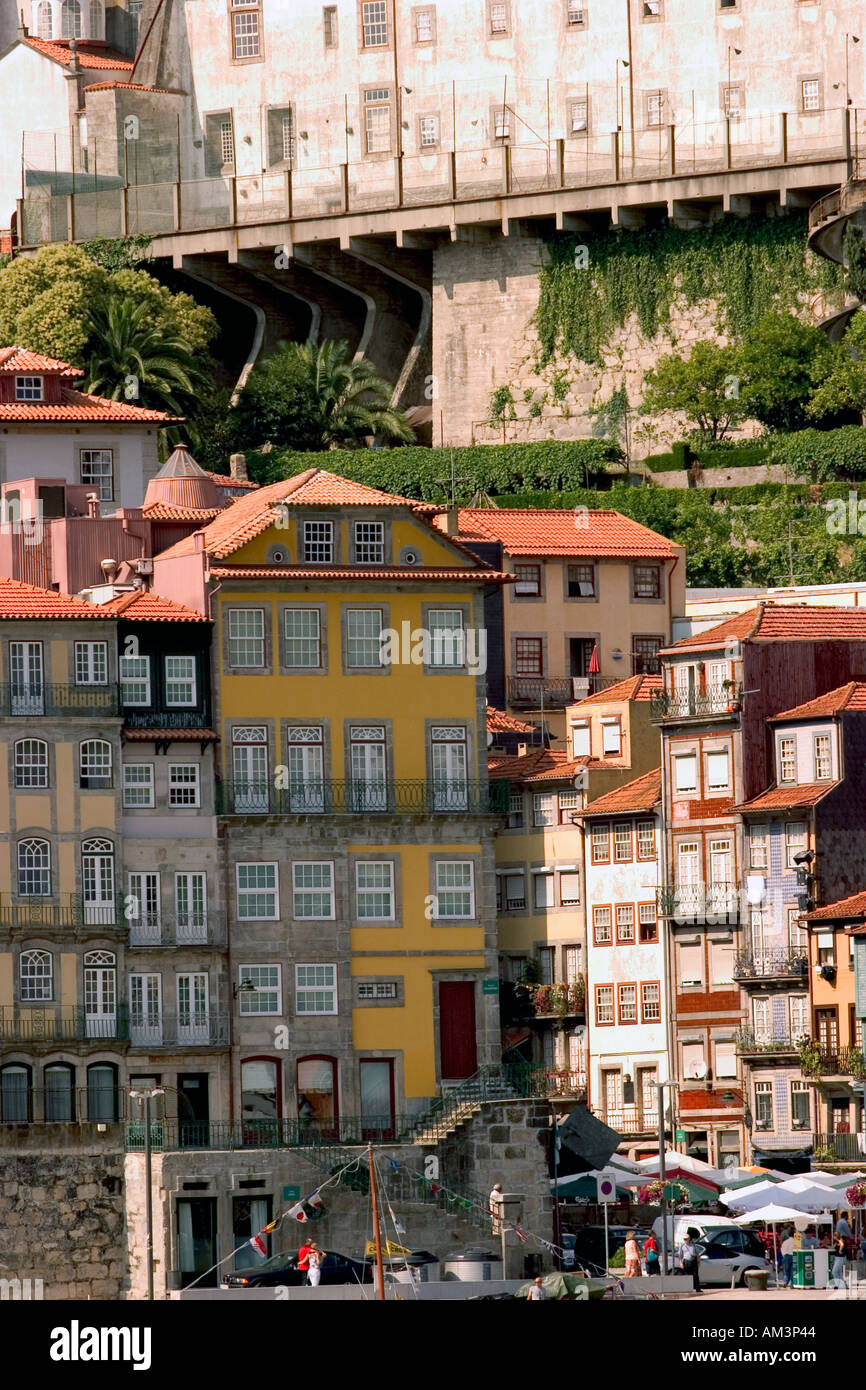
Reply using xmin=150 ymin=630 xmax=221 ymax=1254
xmin=84 ymin=297 xmax=208 ymax=420
xmin=278 ymin=338 xmax=414 ymax=447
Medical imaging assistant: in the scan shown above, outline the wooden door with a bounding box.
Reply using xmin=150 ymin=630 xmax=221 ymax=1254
xmin=439 ymin=982 xmax=477 ymax=1080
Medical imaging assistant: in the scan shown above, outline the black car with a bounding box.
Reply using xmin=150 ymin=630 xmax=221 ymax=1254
xmin=223 ymin=1250 xmax=372 ymax=1288
xmin=566 ymin=1225 xmax=652 ymax=1275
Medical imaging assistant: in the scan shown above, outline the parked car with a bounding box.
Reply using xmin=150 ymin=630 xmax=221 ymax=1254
xmin=692 ymin=1228 xmax=768 ymax=1287
xmin=222 ymin=1250 xmax=371 ymax=1288
xmin=565 ymin=1225 xmax=652 ymax=1274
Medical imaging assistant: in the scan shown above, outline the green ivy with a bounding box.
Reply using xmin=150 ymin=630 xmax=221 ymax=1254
xmin=79 ymin=235 xmax=153 ymax=270
xmin=488 ymin=385 xmax=516 ymax=424
xmin=535 ymin=213 xmax=844 ymax=367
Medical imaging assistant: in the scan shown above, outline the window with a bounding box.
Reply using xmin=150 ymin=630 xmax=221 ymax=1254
xmin=515 ymin=638 xmax=543 ymax=675
xmin=428 ymin=609 xmax=465 ymax=667
xmin=284 ymin=609 xmax=321 ymax=667
xmin=237 ymin=863 xmax=278 ymax=920
xmin=646 ymin=92 xmax=665 ymax=128
xmin=419 ymin=115 xmax=440 ymax=147
xmin=355 ymin=862 xmax=395 ymax=920
xmin=507 ymin=789 xmax=524 ymax=829
xmin=414 ymin=6 xmax=434 ymax=41
xmin=292 ymin=862 xmax=335 ymax=919
xmin=633 ymin=636 xmax=663 ymax=675
xmin=37 ymin=1 xmax=53 ymax=38
xmin=801 ymin=78 xmax=821 ymax=112
xmin=364 ymin=89 xmax=392 ymax=153
xmin=228 ymin=610 xmax=265 ymax=667
xmin=353 ymin=520 xmax=385 ymax=564
xmin=205 ymin=113 xmax=235 ymax=174
xmin=641 ymin=981 xmax=661 ymax=1022
xmin=533 ymin=872 xmax=554 ymax=910
xmin=230 ymin=0 xmax=261 ymax=58
xmin=75 ymin=641 xmax=107 ymax=686
xmin=591 ymin=822 xmax=610 ymax=863
xmin=44 ymin=1063 xmax=74 ymax=1121
xmin=753 ymin=996 xmax=771 ymax=1042
xmin=715 ymin=1041 xmax=737 ymax=1079
xmin=572 ymin=722 xmax=590 ymax=758
xmin=558 ymin=791 xmax=580 ymax=822
xmin=791 ymin=1080 xmax=810 ymax=1129
xmin=755 ymin=1080 xmax=773 ymax=1129
xmin=350 ymin=725 xmax=387 ymax=809
xmin=513 ymin=564 xmax=541 ymax=596
xmin=358 ymin=981 xmax=399 ymax=1002
xmin=639 ymin=904 xmax=658 ymax=943
xmin=127 ymin=871 xmax=160 ymax=940
xmin=169 ymin=764 xmax=200 ymax=808
xmin=637 ymin=821 xmax=655 ymax=860
xmin=15 ymin=375 xmax=44 ymax=400
xmin=723 ymin=85 xmax=743 ymax=120
xmin=633 ymin=564 xmax=661 ymax=598
xmin=674 ymin=753 xmax=697 ymax=794
xmin=618 ymin=984 xmax=637 ymax=1023
xmin=165 ymin=656 xmax=196 ymax=707
xmin=564 ymin=946 xmax=582 ymax=983
xmin=616 ymin=904 xmax=635 ymax=942
xmin=302 ymin=520 xmax=334 ymax=564
xmin=642 ymin=0 xmax=661 ymax=14
xmin=593 ymin=905 xmax=612 ymax=944
xmin=89 ymin=0 xmax=104 ymax=37
xmin=559 ymin=871 xmax=581 ymax=906
xmin=613 ymin=823 xmax=632 ymax=862
xmin=706 ymin=749 xmax=730 ymax=791
xmin=779 ymin=736 xmax=796 ymax=783
xmin=120 ymin=654 xmax=150 ymax=705
xmin=15 ymin=739 xmax=48 ymax=789
xmin=682 ymin=1042 xmax=707 ymax=1080
xmin=595 ymin=985 xmax=614 ymax=1024
xmin=175 ymin=872 xmax=207 ymax=941
xmin=267 ymin=107 xmax=295 ymax=165
xmin=789 ymin=995 xmax=809 ymax=1038
xmin=238 ymin=965 xmax=281 ymax=1015
xmin=61 ymin=0 xmax=81 ymax=37
xmin=434 ymin=861 xmax=475 ymax=919
xmin=813 ymin=734 xmax=832 ymax=781
xmin=80 ymin=739 xmax=112 ymax=789
xmin=533 ymin=793 xmax=556 ymax=827
xmin=679 ymin=943 xmax=703 ymax=987
xmin=80 ymin=449 xmax=114 ymax=501
xmin=296 ymin=964 xmax=337 ymax=1015
xmin=569 ymin=97 xmax=589 ymax=134
xmin=1 ymin=1065 xmax=32 ymax=1122
xmin=347 ymin=609 xmax=384 ymax=667
xmin=362 ymin=0 xmax=388 ymax=45
xmin=711 ymin=940 xmax=736 ymax=984
xmin=784 ymin=821 xmax=807 ymax=868
xmin=20 ymin=949 xmax=52 ymax=1002
xmin=488 ymin=0 xmax=509 ymax=33
xmin=566 ymin=0 xmax=585 ymax=26
xmin=748 ymin=823 xmax=768 ymax=870
xmin=493 ymin=107 xmax=510 ymax=139
xmin=500 ymin=871 xmax=526 ymax=911
xmin=18 ymin=838 xmax=50 ymax=896
xmin=323 ymin=5 xmax=337 ymax=46
xmin=567 ymin=564 xmax=595 ymax=598
xmin=817 ymin=932 xmax=836 ymax=968
xmin=123 ymin=763 xmax=154 ymax=809
xmin=431 ymin=726 xmax=467 ymax=810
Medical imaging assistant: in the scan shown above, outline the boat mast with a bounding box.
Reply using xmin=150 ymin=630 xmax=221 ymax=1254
xmin=368 ymin=1144 xmax=386 ymax=1301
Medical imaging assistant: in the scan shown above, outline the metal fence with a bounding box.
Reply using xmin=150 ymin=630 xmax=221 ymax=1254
xmin=216 ymin=778 xmax=508 ymax=816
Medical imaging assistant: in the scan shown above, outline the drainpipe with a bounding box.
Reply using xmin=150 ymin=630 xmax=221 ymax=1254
xmin=666 ymin=553 xmax=680 ymax=641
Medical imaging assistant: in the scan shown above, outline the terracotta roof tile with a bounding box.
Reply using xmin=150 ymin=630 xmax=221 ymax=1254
xmin=486 ymin=706 xmax=537 ymax=735
xmin=665 ymin=608 xmax=762 ymax=651
xmin=123 ymin=727 xmax=218 ymax=742
xmin=444 ymin=507 xmax=678 ymax=558
xmin=0 ymin=387 xmax=178 ymax=423
xmin=21 ymin=37 xmax=133 ymax=69
xmin=0 ymin=347 xmax=82 ymax=376
xmin=734 ymin=781 xmax=840 ymax=812
xmin=667 ymin=603 xmax=866 ymax=653
xmin=807 ymin=890 xmax=866 ymax=922
xmin=203 ymin=470 xmax=259 ymax=491
xmin=571 ymin=673 xmax=662 ymax=706
xmin=770 ymin=682 xmax=866 ymax=721
xmin=97 ymin=590 xmax=209 ymax=622
xmin=0 ymin=576 xmax=110 ymax=619
xmin=581 ymin=766 xmax=662 ymax=816
xmin=487 ymin=749 xmax=584 ymax=784
xmin=142 ymin=503 xmax=222 ymax=522
xmin=84 ymin=81 xmax=184 ymax=93
xmin=208 ymin=564 xmax=508 ymax=583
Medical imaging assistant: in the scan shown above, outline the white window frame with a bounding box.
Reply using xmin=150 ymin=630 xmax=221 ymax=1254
xmin=15 ymin=375 xmax=44 ymax=401
xmin=362 ymin=0 xmax=388 ymax=45
xmin=165 ymin=656 xmax=197 ymax=707
xmin=236 ymin=862 xmax=279 ymax=920
xmin=20 ymin=948 xmax=53 ymax=1001
xmin=353 ymin=519 xmax=385 ymax=564
xmin=674 ymin=753 xmax=697 ymax=794
xmin=302 ymin=519 xmax=334 ymax=564
xmin=295 ymin=963 xmax=338 ymax=1015
xmin=18 ymin=838 xmax=51 ymax=897
xmin=168 ymin=764 xmax=200 ymax=808
xmin=434 ymin=861 xmax=475 ymax=919
xmin=706 ymin=749 xmax=730 ymax=791
xmin=238 ymin=964 xmax=281 ymax=1015
xmin=79 ymin=739 xmax=113 ymax=789
xmin=355 ymin=861 xmax=395 ymax=920
xmin=123 ymin=763 xmax=155 ymax=809
xmin=428 ymin=609 xmax=465 ymax=668
xmin=15 ymin=739 xmax=49 ymax=789
xmin=228 ymin=609 xmax=265 ymax=668
xmin=120 ymin=654 xmax=151 ymax=706
xmin=346 ymin=608 xmax=385 ymax=668
xmin=75 ymin=641 xmax=108 ymax=687
xmin=292 ymin=861 xmax=336 ymax=920
xmin=284 ymin=609 xmax=321 ymax=667
xmin=80 ymin=448 xmax=114 ymax=501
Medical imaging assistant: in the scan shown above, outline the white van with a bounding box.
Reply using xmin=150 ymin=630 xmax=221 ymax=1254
xmin=653 ymin=1213 xmax=742 ymax=1250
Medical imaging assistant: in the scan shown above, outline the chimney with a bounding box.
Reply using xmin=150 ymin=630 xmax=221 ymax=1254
xmin=229 ymin=452 xmax=248 ymax=481
xmin=517 ymin=742 xmax=528 ymax=757
xmin=87 ymin=492 xmax=99 ymax=519
xmin=444 ymin=504 xmax=459 ymax=536
xmin=100 ymin=558 xmax=119 ymax=585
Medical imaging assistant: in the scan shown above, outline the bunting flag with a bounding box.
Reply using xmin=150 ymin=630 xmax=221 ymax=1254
xmin=386 ymin=1157 xmax=402 ymax=1174
xmin=249 ymin=1233 xmax=268 ymax=1257
xmin=388 ymin=1206 xmax=406 ymax=1235
xmin=304 ymin=1192 xmax=326 ymax=1220
xmin=261 ymin=1219 xmax=279 ymax=1234
xmin=287 ymin=1202 xmax=307 ymax=1224
xmin=514 ymin=1226 xmax=528 ymax=1245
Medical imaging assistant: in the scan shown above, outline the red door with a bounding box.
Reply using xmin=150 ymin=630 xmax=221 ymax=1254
xmin=439 ymin=982 xmax=477 ymax=1080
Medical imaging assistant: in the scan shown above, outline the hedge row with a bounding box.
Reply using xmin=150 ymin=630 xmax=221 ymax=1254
xmin=645 ymin=441 xmax=771 ymax=473
xmin=766 ymin=427 xmax=866 ymax=480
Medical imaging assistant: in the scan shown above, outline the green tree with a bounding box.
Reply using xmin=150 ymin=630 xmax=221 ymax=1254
xmin=844 ymin=223 xmax=866 ymax=305
xmin=236 ymin=339 xmax=414 ymax=451
xmin=588 ymin=383 xmax=632 ymax=465
xmin=640 ymin=342 xmax=746 ymax=439
xmin=738 ymin=312 xmax=834 ymax=432
xmin=84 ymin=298 xmax=209 ymax=420
xmin=0 ymin=244 xmax=109 ymax=361
xmin=807 ymin=310 xmax=866 ymax=424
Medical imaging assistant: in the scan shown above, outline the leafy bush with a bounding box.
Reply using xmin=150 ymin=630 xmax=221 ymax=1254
xmin=766 ymin=427 xmax=866 ymax=481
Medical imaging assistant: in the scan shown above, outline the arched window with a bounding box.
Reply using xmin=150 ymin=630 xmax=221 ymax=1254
xmin=1 ymin=1064 xmax=31 ymax=1122
xmin=82 ymin=840 xmax=115 ymax=924
xmin=44 ymin=1063 xmax=75 ymax=1121
xmin=17 ymin=838 xmax=50 ymax=897
xmin=15 ymin=738 xmax=49 ymax=789
xmin=88 ymin=0 xmax=103 ymax=38
xmin=86 ymin=1062 xmax=117 ymax=1121
xmin=19 ymin=949 xmax=52 ymax=1002
xmin=80 ymin=739 xmax=112 ymax=789
xmin=83 ymin=950 xmax=117 ymax=1037
xmin=241 ymin=1057 xmax=280 ymax=1142
xmin=296 ymin=1055 xmax=337 ymax=1138
xmin=61 ymin=0 xmax=82 ymax=37
xmin=37 ymin=1 xmax=53 ymax=38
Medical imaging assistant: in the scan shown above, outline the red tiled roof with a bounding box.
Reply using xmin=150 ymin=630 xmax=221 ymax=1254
xmin=665 ymin=609 xmax=762 ymax=652
xmin=203 ymin=470 xmax=259 ymax=491
xmin=142 ymin=503 xmax=222 ymax=522
xmin=771 ymin=682 xmax=866 ymax=721
xmin=807 ymin=890 xmax=866 ymax=922
xmin=734 ymin=782 xmax=840 ymax=812
xmin=667 ymin=603 xmax=866 ymax=653
xmin=0 ymin=347 xmax=82 ymax=376
xmin=123 ymin=727 xmax=218 ymax=742
xmin=581 ymin=767 xmax=661 ymax=816
xmin=572 ymin=674 xmax=662 ymax=706
xmin=97 ymin=590 xmax=209 ymax=622
xmin=0 ymin=387 xmax=178 ymax=423
xmin=21 ymin=37 xmax=133 ymax=69
xmin=208 ymin=564 xmax=509 ymax=583
xmin=84 ymin=81 xmax=183 ymax=93
xmin=0 ymin=576 xmax=109 ymax=619
xmin=486 ymin=706 xmax=537 ymax=735
xmin=445 ymin=508 xmax=678 ymax=558
xmin=487 ymin=749 xmax=585 ymax=784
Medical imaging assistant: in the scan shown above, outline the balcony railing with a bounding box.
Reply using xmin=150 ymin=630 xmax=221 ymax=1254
xmin=813 ymin=1132 xmax=866 ymax=1162
xmin=538 ymin=1069 xmax=587 ymax=1098
xmin=0 ymin=893 xmax=126 ymax=929
xmin=123 ymin=710 xmax=211 ymax=730
xmin=734 ymin=948 xmax=809 ymax=982
xmin=650 ymin=684 xmax=741 ymax=722
xmin=736 ymin=1030 xmax=802 ymax=1057
xmin=801 ymin=1044 xmax=866 ymax=1079
xmin=0 ymin=1005 xmax=129 ymax=1043
xmin=125 ymin=1114 xmax=420 ymax=1151
xmin=127 ymin=913 xmax=226 ymax=949
xmin=0 ymin=683 xmax=121 ymax=718
xmin=127 ymin=1010 xmax=230 ymax=1049
xmin=522 ymin=981 xmax=586 ymax=1018
xmin=216 ymin=778 xmax=509 ymax=817
xmin=593 ymin=1107 xmax=657 ymax=1134
xmin=507 ymin=675 xmax=622 ymax=708
xmin=657 ymin=883 xmax=740 ymax=923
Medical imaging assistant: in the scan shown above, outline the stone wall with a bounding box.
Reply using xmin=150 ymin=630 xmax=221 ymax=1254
xmin=647 ymin=463 xmax=810 ymax=490
xmin=0 ymin=1149 xmax=127 ymax=1299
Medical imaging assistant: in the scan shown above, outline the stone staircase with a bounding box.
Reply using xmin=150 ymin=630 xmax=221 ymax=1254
xmin=406 ymin=1065 xmax=528 ymax=1146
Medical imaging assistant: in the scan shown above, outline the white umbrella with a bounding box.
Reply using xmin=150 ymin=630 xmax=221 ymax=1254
xmin=773 ymin=1180 xmax=847 ymax=1212
xmin=734 ymin=1203 xmax=815 ymax=1224
xmin=807 ymin=1170 xmax=852 ymax=1187
xmin=638 ymin=1151 xmax=727 ymax=1184
xmin=719 ymin=1180 xmax=784 ymax=1211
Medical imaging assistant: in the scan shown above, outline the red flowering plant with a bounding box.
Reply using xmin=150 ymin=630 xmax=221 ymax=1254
xmin=845 ymin=1182 xmax=866 ymax=1207
xmin=638 ymin=1179 xmax=690 ymax=1207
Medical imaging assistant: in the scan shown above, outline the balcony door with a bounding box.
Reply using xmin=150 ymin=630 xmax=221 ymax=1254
xmin=84 ymin=951 xmax=116 ymax=1038
xmin=360 ymin=1059 xmax=395 ymax=1140
xmin=130 ymin=973 xmax=162 ymax=1045
xmin=438 ymin=982 xmax=477 ymax=1081
xmin=431 ymin=727 xmax=468 ymax=810
xmin=178 ymin=1072 xmax=210 ymax=1148
xmin=286 ymin=727 xmax=324 ymax=812
xmin=178 ymin=973 xmax=209 ymax=1044
xmin=232 ymin=729 xmax=269 ymax=811
xmin=10 ymin=641 xmax=43 ymax=715
xmin=350 ymin=727 xmax=388 ymax=811
xmin=82 ymin=840 xmax=115 ymax=925
xmin=815 ymin=1007 xmax=838 ymax=1054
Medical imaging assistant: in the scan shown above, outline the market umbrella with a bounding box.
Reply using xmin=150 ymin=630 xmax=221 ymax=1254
xmin=773 ymin=1180 xmax=847 ymax=1212
xmin=721 ymin=1169 xmax=785 ymax=1191
xmin=720 ymin=1180 xmax=800 ymax=1211
xmin=734 ymin=1203 xmax=826 ymax=1267
xmin=550 ymin=1172 xmax=632 ymax=1200
xmin=588 ymin=644 xmax=600 ymax=675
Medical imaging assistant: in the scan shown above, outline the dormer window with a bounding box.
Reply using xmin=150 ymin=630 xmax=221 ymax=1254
xmin=16 ymin=376 xmax=44 ymax=401
xmin=778 ymin=735 xmax=796 ymax=784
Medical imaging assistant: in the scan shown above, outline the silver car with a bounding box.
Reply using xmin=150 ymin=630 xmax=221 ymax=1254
xmin=694 ymin=1227 xmax=769 ymax=1286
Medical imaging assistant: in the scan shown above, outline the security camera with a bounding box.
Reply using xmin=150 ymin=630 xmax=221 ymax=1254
xmin=792 ymin=850 xmax=815 ymax=866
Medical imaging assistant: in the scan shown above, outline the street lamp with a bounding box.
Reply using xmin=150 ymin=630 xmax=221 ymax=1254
xmin=129 ymin=1087 xmax=165 ymax=1301
xmin=651 ymin=1079 xmax=677 ymax=1294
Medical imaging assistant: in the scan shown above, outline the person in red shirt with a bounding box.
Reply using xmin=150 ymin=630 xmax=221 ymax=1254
xmin=297 ymin=1239 xmax=313 ymax=1283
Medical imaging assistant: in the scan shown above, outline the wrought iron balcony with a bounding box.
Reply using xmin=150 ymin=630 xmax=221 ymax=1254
xmin=813 ymin=1132 xmax=866 ymax=1162
xmin=0 ymin=894 xmax=126 ymax=929
xmin=127 ymin=1010 xmax=230 ymax=1049
xmin=800 ymin=1042 xmax=866 ymax=1079
xmin=0 ymin=683 xmax=121 ymax=718
xmin=127 ymin=913 xmax=226 ymax=949
xmin=522 ymin=980 xmax=586 ymax=1018
xmin=507 ymin=674 xmax=622 ymax=708
xmin=538 ymin=1069 xmax=587 ymax=1098
xmin=593 ymin=1106 xmax=657 ymax=1135
xmin=734 ymin=948 xmax=809 ymax=983
xmin=657 ymin=883 xmax=740 ymax=923
xmin=735 ymin=1030 xmax=801 ymax=1057
xmin=125 ymin=1114 xmax=419 ymax=1151
xmin=0 ymin=1085 xmax=132 ymax=1126
xmin=123 ymin=709 xmax=211 ymax=730
xmin=0 ymin=1004 xmax=129 ymax=1044
xmin=216 ymin=778 xmax=509 ymax=817
xmin=650 ymin=683 xmax=741 ymax=722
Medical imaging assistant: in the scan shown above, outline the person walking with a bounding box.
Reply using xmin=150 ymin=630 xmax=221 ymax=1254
xmin=831 ymin=1232 xmax=848 ymax=1289
xmin=679 ymin=1229 xmax=701 ymax=1293
xmin=624 ymin=1230 xmax=642 ymax=1278
xmin=644 ymin=1231 xmax=660 ymax=1277
xmin=527 ymin=1276 xmax=547 ymax=1300
xmin=297 ymin=1238 xmax=313 ymax=1282
xmin=307 ymin=1241 xmax=326 ymax=1287
xmin=780 ymin=1228 xmax=795 ymax=1289
xmin=489 ymin=1182 xmax=504 ymax=1236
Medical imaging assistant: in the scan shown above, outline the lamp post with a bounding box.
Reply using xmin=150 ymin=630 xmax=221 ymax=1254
xmin=652 ymin=1078 xmax=677 ymax=1297
xmin=615 ymin=57 xmax=630 ymax=162
xmin=129 ymin=1087 xmax=164 ymax=1301
xmin=727 ymin=47 xmax=742 ymax=115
